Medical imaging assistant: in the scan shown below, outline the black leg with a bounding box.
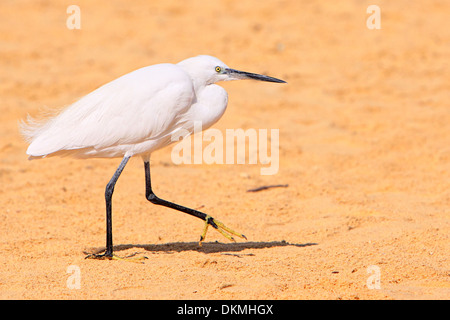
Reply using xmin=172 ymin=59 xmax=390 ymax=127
xmin=104 ymin=155 xmax=131 ymax=256
xmin=145 ymin=161 xmax=208 ymax=222
xmin=144 ymin=161 xmax=246 ymax=243
xmin=86 ymin=155 xmax=130 ymax=259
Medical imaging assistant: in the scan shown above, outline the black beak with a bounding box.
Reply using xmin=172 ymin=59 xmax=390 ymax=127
xmin=225 ymin=68 xmax=286 ymax=83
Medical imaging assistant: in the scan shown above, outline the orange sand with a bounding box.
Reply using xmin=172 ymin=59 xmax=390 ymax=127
xmin=0 ymin=0 xmax=449 ymax=299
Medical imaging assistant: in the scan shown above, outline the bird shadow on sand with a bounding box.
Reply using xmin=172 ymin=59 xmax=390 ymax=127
xmin=85 ymin=240 xmax=317 ymax=256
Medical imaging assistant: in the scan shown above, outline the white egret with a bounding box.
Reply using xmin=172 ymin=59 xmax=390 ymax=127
xmin=21 ymin=55 xmax=286 ymax=260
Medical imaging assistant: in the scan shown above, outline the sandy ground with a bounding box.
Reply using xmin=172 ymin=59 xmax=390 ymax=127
xmin=0 ymin=0 xmax=449 ymax=300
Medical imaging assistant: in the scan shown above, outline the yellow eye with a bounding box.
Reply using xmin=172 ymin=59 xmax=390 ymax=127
xmin=215 ymin=66 xmax=222 ymax=73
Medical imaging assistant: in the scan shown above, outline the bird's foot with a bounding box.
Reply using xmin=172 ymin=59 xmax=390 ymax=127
xmin=85 ymin=251 xmax=147 ymax=263
xmin=199 ymin=215 xmax=247 ymax=246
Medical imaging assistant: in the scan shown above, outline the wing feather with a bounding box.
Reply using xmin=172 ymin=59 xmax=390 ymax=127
xmin=23 ymin=63 xmax=195 ymax=158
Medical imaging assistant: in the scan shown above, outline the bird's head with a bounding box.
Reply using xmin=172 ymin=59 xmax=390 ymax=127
xmin=177 ymin=55 xmax=286 ymax=87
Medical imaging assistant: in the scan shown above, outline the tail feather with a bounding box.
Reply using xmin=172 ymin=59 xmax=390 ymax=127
xmin=20 ymin=113 xmax=63 ymax=158
xmin=19 ymin=114 xmax=45 ymax=143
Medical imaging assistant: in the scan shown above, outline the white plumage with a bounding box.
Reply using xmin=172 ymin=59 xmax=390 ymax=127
xmin=22 ymin=56 xmax=231 ymax=160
